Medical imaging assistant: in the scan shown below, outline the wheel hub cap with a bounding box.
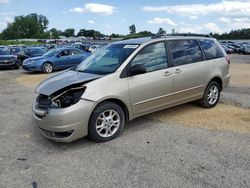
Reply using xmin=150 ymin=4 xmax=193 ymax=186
xmin=207 ymin=85 xmax=219 ymax=105
xmin=95 ymin=110 xmax=120 ymax=138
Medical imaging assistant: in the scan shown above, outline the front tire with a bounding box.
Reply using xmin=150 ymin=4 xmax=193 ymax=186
xmin=88 ymin=102 xmax=125 ymax=142
xmin=199 ymin=81 xmax=221 ymax=108
xmin=42 ymin=62 xmax=53 ymax=73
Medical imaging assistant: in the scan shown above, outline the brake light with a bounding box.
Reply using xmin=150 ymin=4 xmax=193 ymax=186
xmin=225 ymin=55 xmax=230 ymax=64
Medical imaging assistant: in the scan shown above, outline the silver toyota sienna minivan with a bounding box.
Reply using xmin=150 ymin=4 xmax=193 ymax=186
xmin=32 ymin=34 xmax=230 ymax=142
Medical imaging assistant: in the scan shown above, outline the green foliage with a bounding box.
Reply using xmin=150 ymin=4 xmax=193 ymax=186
xmin=157 ymin=27 xmax=166 ymax=35
xmin=0 ymin=13 xmax=49 ymax=40
xmin=110 ymin=33 xmax=125 ymax=38
xmin=129 ymin=24 xmax=136 ymax=35
xmin=77 ymin=29 xmax=103 ymax=38
xmin=123 ymin=30 xmax=153 ymax=40
xmin=211 ymin=28 xmax=250 ymax=40
xmin=0 ymin=40 xmax=43 ymax=45
xmin=63 ymin=28 xmax=75 ymax=37
xmin=49 ymin=28 xmax=60 ymax=39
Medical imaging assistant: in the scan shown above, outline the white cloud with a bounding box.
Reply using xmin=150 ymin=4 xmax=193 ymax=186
xmin=217 ymin=16 xmax=250 ymax=31
xmin=69 ymin=7 xmax=83 ymax=14
xmin=105 ymin=24 xmax=110 ymax=28
xmin=69 ymin=3 xmax=116 ymax=15
xmin=121 ymin=19 xmax=126 ymax=23
xmin=203 ymin=22 xmax=223 ymax=33
xmin=0 ymin=12 xmax=15 ymax=16
xmin=0 ymin=0 xmax=9 ymax=3
xmin=147 ymin=17 xmax=176 ymax=26
xmin=179 ymin=25 xmax=203 ymax=33
xmin=218 ymin=17 xmax=231 ymax=23
xmin=4 ymin=16 xmax=13 ymax=23
xmin=88 ymin=20 xmax=95 ymax=24
xmin=189 ymin=16 xmax=197 ymax=20
xmin=142 ymin=1 xmax=250 ymax=17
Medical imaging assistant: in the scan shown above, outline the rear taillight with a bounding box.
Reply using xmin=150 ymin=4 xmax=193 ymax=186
xmin=225 ymin=55 xmax=230 ymax=64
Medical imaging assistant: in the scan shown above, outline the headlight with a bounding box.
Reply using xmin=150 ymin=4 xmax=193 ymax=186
xmin=49 ymin=86 xmax=86 ymax=108
xmin=24 ymin=60 xmax=34 ymax=65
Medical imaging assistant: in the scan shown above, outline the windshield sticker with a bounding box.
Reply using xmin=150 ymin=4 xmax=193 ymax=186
xmin=124 ymin=45 xmax=139 ymax=49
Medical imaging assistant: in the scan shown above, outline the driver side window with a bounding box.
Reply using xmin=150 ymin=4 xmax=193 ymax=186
xmin=59 ymin=50 xmax=69 ymax=57
xmin=131 ymin=42 xmax=168 ymax=73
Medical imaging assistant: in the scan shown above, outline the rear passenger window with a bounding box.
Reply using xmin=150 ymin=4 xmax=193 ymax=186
xmin=70 ymin=50 xmax=81 ymax=56
xmin=131 ymin=42 xmax=168 ymax=73
xmin=199 ymin=39 xmax=224 ymax=60
xmin=169 ymin=40 xmax=203 ymax=66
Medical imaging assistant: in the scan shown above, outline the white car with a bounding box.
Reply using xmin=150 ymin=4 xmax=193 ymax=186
xmin=89 ymin=45 xmax=102 ymax=53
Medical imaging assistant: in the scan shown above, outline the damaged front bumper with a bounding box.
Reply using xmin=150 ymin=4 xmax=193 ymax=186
xmin=32 ymin=99 xmax=96 ymax=142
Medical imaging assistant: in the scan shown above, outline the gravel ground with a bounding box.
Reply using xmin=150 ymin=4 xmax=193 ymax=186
xmin=0 ymin=54 xmax=249 ymax=188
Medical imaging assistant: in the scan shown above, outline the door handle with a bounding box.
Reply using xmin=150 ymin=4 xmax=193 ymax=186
xmin=164 ymin=71 xmax=172 ymax=76
xmin=174 ymin=68 xmax=182 ymax=74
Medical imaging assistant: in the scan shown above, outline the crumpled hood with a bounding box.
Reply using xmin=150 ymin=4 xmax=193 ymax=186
xmin=35 ymin=70 xmax=102 ymax=96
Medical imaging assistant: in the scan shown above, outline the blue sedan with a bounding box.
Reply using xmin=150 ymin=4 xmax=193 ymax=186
xmin=22 ymin=48 xmax=90 ymax=73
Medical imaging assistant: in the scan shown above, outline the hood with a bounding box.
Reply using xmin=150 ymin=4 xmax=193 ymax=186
xmin=35 ymin=70 xmax=102 ymax=96
xmin=26 ymin=56 xmax=45 ymax=61
xmin=0 ymin=55 xmax=16 ymax=60
xmin=31 ymin=53 xmax=44 ymax=57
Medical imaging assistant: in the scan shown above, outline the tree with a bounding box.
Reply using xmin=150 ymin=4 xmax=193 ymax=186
xmin=123 ymin=30 xmax=153 ymax=40
xmin=63 ymin=28 xmax=75 ymax=37
xmin=157 ymin=27 xmax=166 ymax=35
xmin=129 ymin=24 xmax=136 ymax=35
xmin=49 ymin=28 xmax=60 ymax=39
xmin=77 ymin=29 xmax=103 ymax=38
xmin=1 ymin=13 xmax=49 ymax=39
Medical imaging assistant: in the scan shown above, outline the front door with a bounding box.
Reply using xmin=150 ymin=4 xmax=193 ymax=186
xmin=127 ymin=42 xmax=174 ymax=117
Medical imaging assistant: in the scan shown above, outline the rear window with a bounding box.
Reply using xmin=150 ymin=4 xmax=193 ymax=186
xmin=169 ymin=40 xmax=203 ymax=66
xmin=199 ymin=39 xmax=224 ymax=60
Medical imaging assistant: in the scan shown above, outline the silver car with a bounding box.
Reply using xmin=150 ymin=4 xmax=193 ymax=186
xmin=32 ymin=34 xmax=230 ymax=142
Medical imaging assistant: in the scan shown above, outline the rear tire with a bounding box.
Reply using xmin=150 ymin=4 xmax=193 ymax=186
xmin=42 ymin=62 xmax=53 ymax=73
xmin=88 ymin=102 xmax=125 ymax=142
xmin=199 ymin=81 xmax=221 ymax=108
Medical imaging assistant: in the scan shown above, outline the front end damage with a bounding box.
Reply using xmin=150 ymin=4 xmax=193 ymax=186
xmin=32 ymin=70 xmax=101 ymax=142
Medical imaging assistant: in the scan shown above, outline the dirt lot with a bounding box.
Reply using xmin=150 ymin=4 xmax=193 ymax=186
xmin=0 ymin=54 xmax=250 ymax=187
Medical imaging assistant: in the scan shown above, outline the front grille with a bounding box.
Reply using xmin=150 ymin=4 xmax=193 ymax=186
xmin=0 ymin=60 xmax=15 ymax=65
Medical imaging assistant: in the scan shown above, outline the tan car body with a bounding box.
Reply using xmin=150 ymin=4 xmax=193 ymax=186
xmin=33 ymin=36 xmax=230 ymax=142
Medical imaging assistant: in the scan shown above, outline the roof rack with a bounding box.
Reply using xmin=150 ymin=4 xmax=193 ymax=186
xmin=151 ymin=33 xmax=212 ymax=39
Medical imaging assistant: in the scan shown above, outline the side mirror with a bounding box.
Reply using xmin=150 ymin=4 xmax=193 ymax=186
xmin=130 ymin=64 xmax=146 ymax=76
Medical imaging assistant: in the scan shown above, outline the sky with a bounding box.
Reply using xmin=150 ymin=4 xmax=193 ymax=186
xmin=1 ymin=0 xmax=250 ymax=35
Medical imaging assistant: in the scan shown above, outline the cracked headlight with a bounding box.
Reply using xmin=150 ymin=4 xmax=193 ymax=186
xmin=49 ymin=86 xmax=86 ymax=108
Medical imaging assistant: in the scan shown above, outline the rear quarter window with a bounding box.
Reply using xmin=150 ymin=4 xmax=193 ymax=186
xmin=199 ymin=39 xmax=224 ymax=60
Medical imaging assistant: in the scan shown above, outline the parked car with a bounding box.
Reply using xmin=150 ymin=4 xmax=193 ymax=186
xmin=17 ymin=47 xmax=46 ymax=63
xmin=229 ymin=43 xmax=241 ymax=53
xmin=221 ymin=45 xmax=234 ymax=54
xmin=10 ymin=46 xmax=23 ymax=55
xmin=239 ymin=45 xmax=250 ymax=54
xmin=0 ymin=49 xmax=20 ymax=69
xmin=88 ymin=45 xmax=103 ymax=53
xmin=32 ymin=34 xmax=230 ymax=142
xmin=0 ymin=45 xmax=9 ymax=51
xmin=22 ymin=48 xmax=90 ymax=73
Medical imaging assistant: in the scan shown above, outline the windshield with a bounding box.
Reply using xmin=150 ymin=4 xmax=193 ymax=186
xmin=28 ymin=48 xmax=45 ymax=55
xmin=11 ymin=47 xmax=21 ymax=54
xmin=0 ymin=50 xmax=10 ymax=55
xmin=75 ymin=43 xmax=139 ymax=75
xmin=44 ymin=49 xmax=60 ymax=57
